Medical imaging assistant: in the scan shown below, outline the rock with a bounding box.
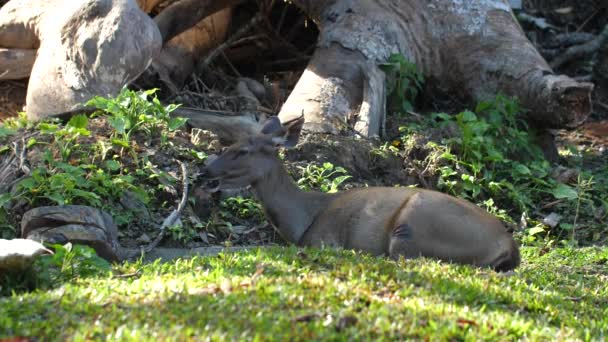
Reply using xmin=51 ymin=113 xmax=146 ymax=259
xmin=542 ymin=212 xmax=562 ymax=228
xmin=0 ymin=239 xmax=52 ymax=271
xmin=21 ymin=205 xmax=124 ymax=261
xmin=0 ymin=0 xmax=162 ymax=121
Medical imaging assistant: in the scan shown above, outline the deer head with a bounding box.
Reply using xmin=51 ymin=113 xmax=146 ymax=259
xmin=201 ymin=115 xmax=304 ymax=192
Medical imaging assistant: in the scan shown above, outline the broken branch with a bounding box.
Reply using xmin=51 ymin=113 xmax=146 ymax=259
xmin=144 ymin=160 xmax=189 ymax=253
xmin=550 ymin=24 xmax=608 ymax=69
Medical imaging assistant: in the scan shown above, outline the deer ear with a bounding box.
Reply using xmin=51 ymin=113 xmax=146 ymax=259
xmin=271 ymin=115 xmax=305 ymax=148
xmin=261 ymin=116 xmax=282 ymax=135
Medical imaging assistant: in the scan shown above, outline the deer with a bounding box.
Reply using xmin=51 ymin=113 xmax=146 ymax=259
xmin=200 ymin=116 xmax=521 ymax=271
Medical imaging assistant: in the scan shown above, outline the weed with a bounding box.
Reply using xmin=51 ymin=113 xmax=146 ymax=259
xmin=297 ymin=162 xmax=351 ymax=193
xmin=86 ymin=87 xmax=186 ymax=148
xmin=380 ymin=53 xmax=425 ymax=113
xmin=396 ymin=95 xmax=607 ymax=242
xmin=167 ymin=222 xmax=200 ymax=244
xmin=370 ymin=142 xmax=400 ymax=160
xmin=1 ymin=243 xmax=111 ymax=297
xmin=221 ymin=196 xmax=264 ymax=221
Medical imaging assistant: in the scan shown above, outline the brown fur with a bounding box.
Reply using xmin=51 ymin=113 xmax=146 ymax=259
xmin=202 ymin=116 xmax=521 ymax=271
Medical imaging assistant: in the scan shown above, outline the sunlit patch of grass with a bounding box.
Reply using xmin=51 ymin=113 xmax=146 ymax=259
xmin=1 ymin=246 xmax=607 ymax=340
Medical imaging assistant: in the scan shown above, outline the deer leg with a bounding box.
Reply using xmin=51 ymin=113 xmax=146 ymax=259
xmin=387 ymin=192 xmax=510 ymax=268
xmin=388 ymin=223 xmax=425 ymax=260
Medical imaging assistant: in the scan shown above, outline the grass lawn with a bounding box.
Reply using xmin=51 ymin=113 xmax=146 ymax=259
xmin=1 ymin=246 xmax=607 ymax=341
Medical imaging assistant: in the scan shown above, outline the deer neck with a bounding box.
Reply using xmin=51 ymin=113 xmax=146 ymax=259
xmin=251 ymin=159 xmax=332 ymax=244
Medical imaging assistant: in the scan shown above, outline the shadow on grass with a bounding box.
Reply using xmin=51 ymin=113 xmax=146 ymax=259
xmin=1 ymin=246 xmax=606 ymax=339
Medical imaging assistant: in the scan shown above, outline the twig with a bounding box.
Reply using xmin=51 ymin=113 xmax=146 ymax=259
xmin=143 ymin=160 xmax=189 ymax=253
xmin=516 ymin=13 xmax=559 ymax=31
xmin=576 ymin=9 xmax=599 ymax=32
xmin=221 ymin=51 xmax=242 ymax=78
xmin=201 ymin=14 xmax=265 ymax=68
xmin=550 ymin=24 xmax=608 ymax=69
xmin=596 ymin=101 xmax=608 ymax=111
xmin=276 ymin=0 xmax=290 ymax=34
xmin=546 ymin=32 xmax=596 ymax=48
xmin=17 ymin=137 xmax=30 ymax=175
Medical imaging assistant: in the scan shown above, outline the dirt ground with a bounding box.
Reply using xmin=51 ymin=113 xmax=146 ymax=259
xmin=0 ymin=80 xmax=27 ymax=120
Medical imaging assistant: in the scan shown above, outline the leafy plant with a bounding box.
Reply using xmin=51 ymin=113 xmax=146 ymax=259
xmin=1 ymin=243 xmax=111 ymax=296
xmin=37 ymin=243 xmax=112 ymax=282
xmin=297 ymin=162 xmax=351 ymax=193
xmin=2 ymin=115 xmax=146 ymax=212
xmin=86 ymin=87 xmax=186 ymax=147
xmin=221 ymin=196 xmax=264 ymax=221
xmin=397 ymin=95 xmax=606 ymax=242
xmin=38 ymin=114 xmax=91 ymax=161
xmin=380 ymin=53 xmax=425 ymax=112
xmin=0 ymin=112 xmax=30 ymax=137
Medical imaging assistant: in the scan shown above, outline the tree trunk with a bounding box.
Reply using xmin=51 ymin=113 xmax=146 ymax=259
xmin=279 ymin=0 xmax=593 ymax=137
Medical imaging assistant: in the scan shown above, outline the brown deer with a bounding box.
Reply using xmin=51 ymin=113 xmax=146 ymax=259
xmin=201 ymin=116 xmax=520 ymax=271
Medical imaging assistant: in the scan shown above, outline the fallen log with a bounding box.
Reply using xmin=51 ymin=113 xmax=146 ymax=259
xmin=171 ymin=106 xmax=261 ymax=143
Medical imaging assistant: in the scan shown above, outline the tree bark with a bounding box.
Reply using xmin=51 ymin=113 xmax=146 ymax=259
xmin=153 ymin=0 xmax=244 ymax=43
xmin=153 ymin=7 xmax=232 ymax=89
xmin=279 ymin=0 xmax=593 ymax=137
xmin=172 ymin=107 xmax=261 ymax=143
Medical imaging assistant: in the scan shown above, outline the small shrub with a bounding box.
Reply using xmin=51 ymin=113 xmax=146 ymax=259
xmin=297 ymin=162 xmax=351 ymax=193
xmin=397 ymin=95 xmax=606 ymax=243
xmin=1 ymin=243 xmax=111 ymax=296
xmin=221 ymin=196 xmax=264 ymax=221
xmin=380 ymin=53 xmax=425 ymax=113
xmin=86 ymin=87 xmax=186 ymax=147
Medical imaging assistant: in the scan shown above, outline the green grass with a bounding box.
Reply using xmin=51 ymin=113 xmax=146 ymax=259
xmin=1 ymin=246 xmax=607 ymax=341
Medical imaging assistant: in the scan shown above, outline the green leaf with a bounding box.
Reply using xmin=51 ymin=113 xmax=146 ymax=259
xmin=108 ymin=116 xmax=127 ymax=135
xmin=38 ymin=122 xmax=59 ymax=134
xmin=67 ymin=114 xmax=89 ymax=129
xmin=168 ymin=117 xmax=188 ymax=131
xmin=528 ymin=226 xmax=545 ymax=236
xmin=105 ymin=160 xmax=122 ymax=171
xmin=26 ymin=138 xmax=38 ymax=148
xmin=68 ymin=127 xmax=91 ymax=137
xmin=475 ymin=101 xmax=493 ymax=113
xmin=560 ymin=223 xmax=574 ymax=231
xmin=190 ymin=150 xmax=207 ymax=160
xmin=322 ymin=162 xmax=334 ymax=170
xmin=45 ymin=193 xmax=66 ymax=205
xmin=0 ymin=126 xmax=16 ymax=138
xmin=459 ymin=110 xmax=477 ymax=122
xmin=0 ymin=145 xmax=10 ymax=154
xmin=0 ymin=193 xmax=12 ymax=207
xmin=513 ymin=164 xmax=531 ymax=175
xmin=111 ymin=138 xmax=130 ymax=148
xmin=550 ymin=183 xmax=578 ymax=200
xmin=17 ymin=177 xmax=37 ymax=190
xmin=431 ymin=113 xmax=452 ymax=122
